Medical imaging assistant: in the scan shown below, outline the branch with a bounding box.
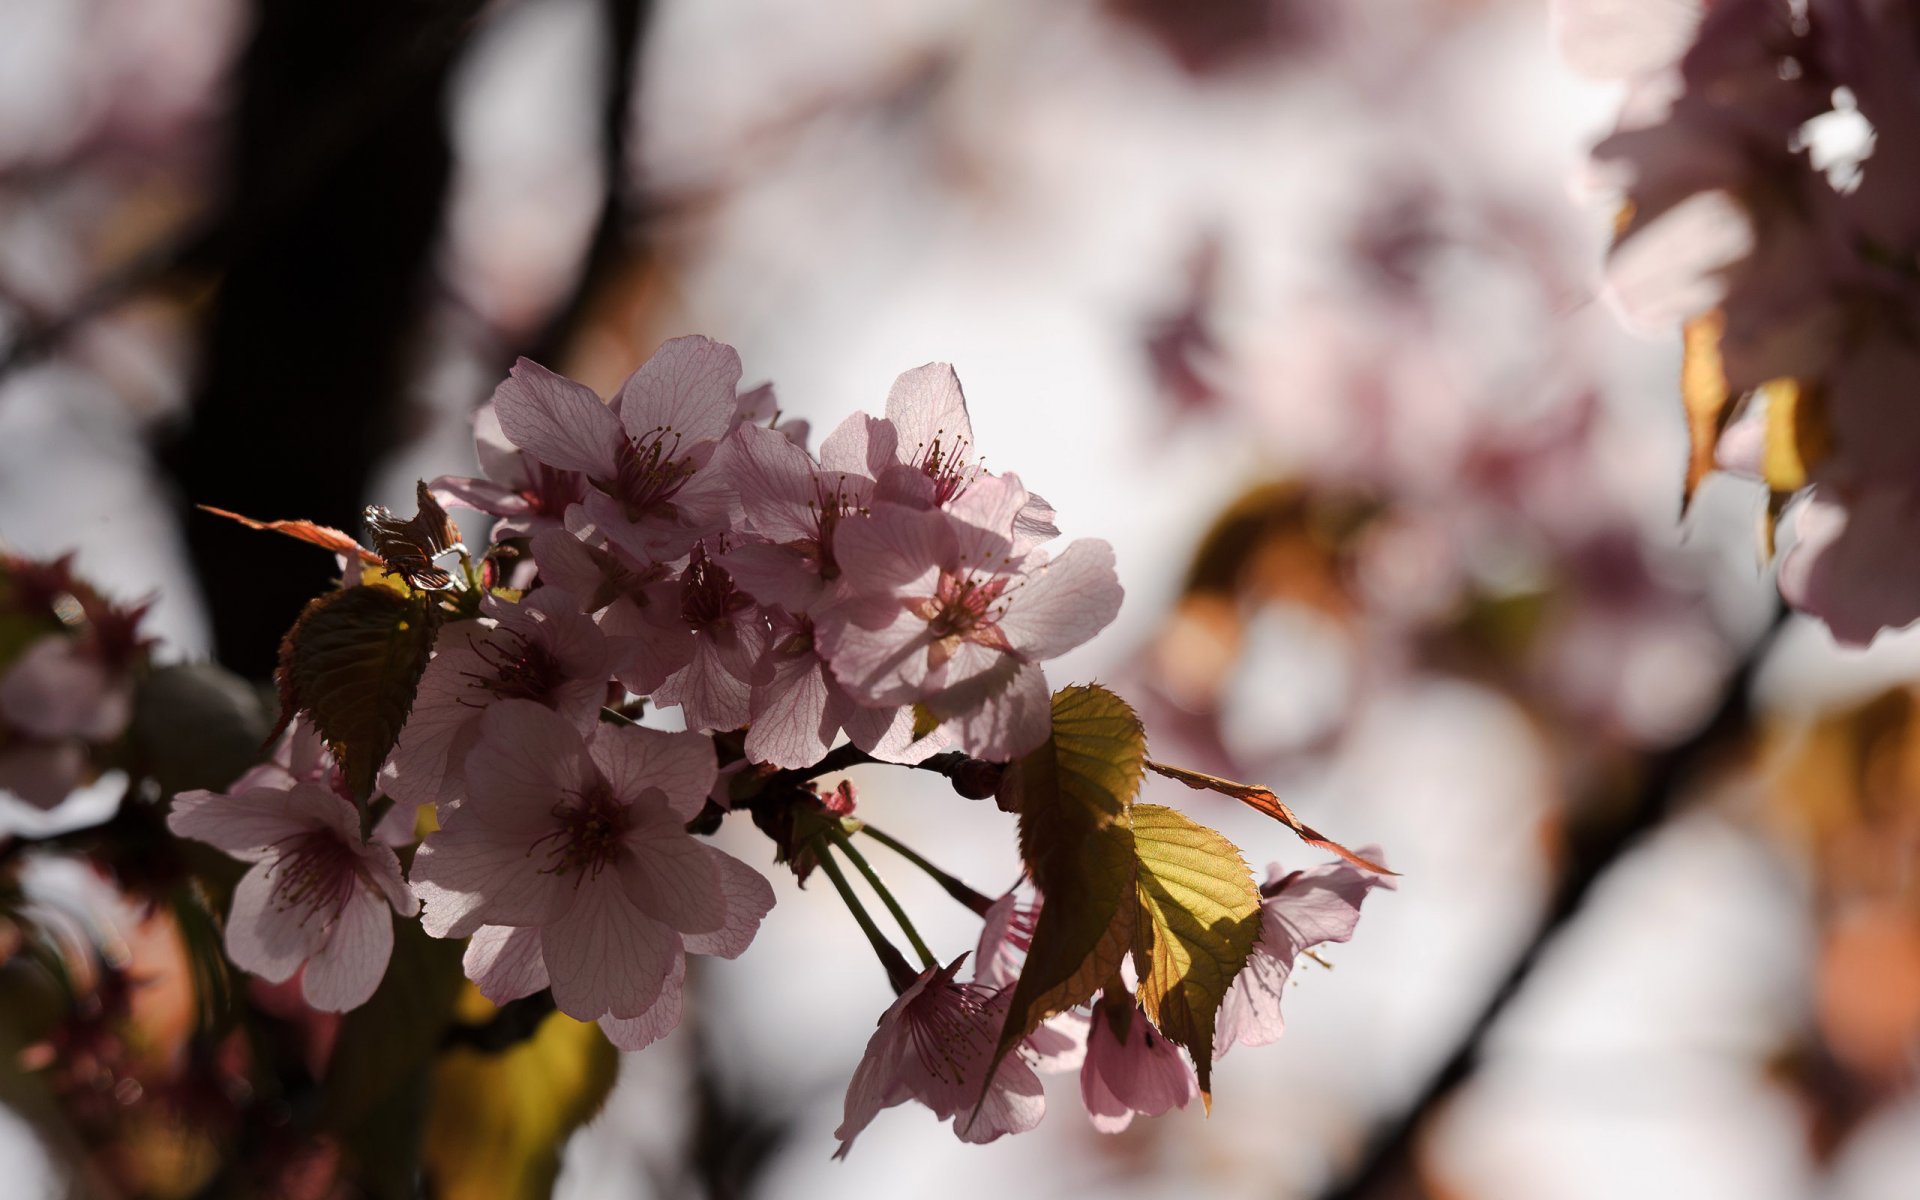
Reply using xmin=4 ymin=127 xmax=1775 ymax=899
xmin=1317 ymin=604 xmax=1785 ymax=1200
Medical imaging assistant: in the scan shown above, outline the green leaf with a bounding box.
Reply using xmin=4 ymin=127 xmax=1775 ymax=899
xmin=993 ymin=685 xmax=1147 ymax=1065
xmin=423 ymin=996 xmax=619 ymax=1200
xmin=1129 ymin=803 xmax=1260 ymax=1099
xmin=277 ymin=584 xmax=439 ymax=800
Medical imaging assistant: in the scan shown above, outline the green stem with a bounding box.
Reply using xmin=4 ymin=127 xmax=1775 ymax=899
xmin=813 ymin=841 xmax=917 ymax=990
xmin=851 ymin=822 xmax=996 ymax=916
xmin=828 ymin=826 xmax=938 ymax=969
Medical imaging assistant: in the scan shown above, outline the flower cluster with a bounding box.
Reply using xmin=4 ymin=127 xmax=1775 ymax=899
xmin=1566 ymin=0 xmax=1920 ymax=643
xmin=432 ymin=338 xmax=1120 ymax=764
xmin=0 ymin=554 xmax=149 ymax=815
xmin=155 ymin=336 xmax=1387 ymax=1154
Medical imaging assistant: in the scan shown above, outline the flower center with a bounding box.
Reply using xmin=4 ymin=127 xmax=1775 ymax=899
xmin=468 ymin=630 xmax=563 ymax=702
xmin=905 ymin=979 xmax=995 ymax=1087
xmin=525 ymin=461 xmax=586 ymax=518
xmin=680 ymin=543 xmax=753 ymax=631
xmin=807 ymin=475 xmax=863 ymax=580
xmin=268 ymin=831 xmax=361 ymax=926
xmin=606 ymin=429 xmax=695 ymax=521
xmin=534 ymin=780 xmax=633 ymax=882
xmin=911 ymin=571 xmax=1009 ymax=640
xmin=912 ymin=433 xmax=978 ymax=507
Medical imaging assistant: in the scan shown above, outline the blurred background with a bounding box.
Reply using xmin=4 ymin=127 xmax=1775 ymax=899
xmin=2 ymin=0 xmax=1917 ymax=1196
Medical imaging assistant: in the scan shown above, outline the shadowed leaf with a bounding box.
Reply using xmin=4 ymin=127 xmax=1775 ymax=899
xmin=1130 ymin=803 xmax=1259 ymax=1099
xmin=364 ymin=480 xmax=463 ymax=592
xmin=276 ymin=584 xmax=439 ymax=800
xmin=992 ymin=685 xmax=1147 ymax=1067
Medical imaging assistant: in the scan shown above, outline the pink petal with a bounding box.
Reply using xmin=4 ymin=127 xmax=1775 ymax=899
xmin=1605 ymin=189 xmax=1753 ymax=334
xmin=300 ymin=881 xmax=395 ymax=1012
xmin=601 ymin=592 xmax=697 ymax=695
xmin=1078 ymin=1006 xmax=1196 ymax=1133
xmin=717 ymin=422 xmax=820 ymax=542
xmin=429 ymin=474 xmax=531 ymax=520
xmin=885 ymin=363 xmax=975 ymax=466
xmin=680 ymin=844 xmax=775 ymax=959
xmin=946 ymin=473 xmax=1028 ymax=565
xmin=745 ymin=649 xmax=836 ymax=769
xmin=616 ymin=336 xmax=743 ymax=448
xmin=954 ymin=1054 xmax=1044 ymax=1144
xmin=1013 ymin=491 xmax=1060 ymax=552
xmin=464 ymin=924 xmax=551 ymax=1003
xmin=719 ymin=541 xmax=824 ymax=614
xmin=0 ymin=637 xmax=128 ymax=741
xmin=831 ymin=504 xmax=955 ymax=591
xmin=655 ymin=635 xmax=754 ymax=732
xmin=541 ymin=873 xmax=679 ymax=1021
xmin=357 ymin=837 xmax=420 ymax=917
xmin=925 ymin=658 xmax=1053 ymax=761
xmin=491 ymin=358 xmax=622 ymax=479
xmin=1779 ymin=487 xmax=1920 ymax=645
xmin=598 ymin=953 xmax=687 ymax=1051
xmin=409 ymin=820 xmax=571 ymax=938
xmin=1551 ymin=0 xmax=1702 ymax=80
xmin=225 ymin=862 xmax=328 ymax=984
xmin=168 ymin=786 xmax=315 ymax=861
xmin=834 ymin=1000 xmax=919 ymax=1158
xmin=384 ymin=623 xmax=494 ymax=809
xmin=588 ymin=723 xmax=718 ymax=821
xmin=461 ymin=701 xmax=597 ymax=828
xmin=616 ymin=810 xmax=727 ymax=935
xmin=819 ymin=411 xmax=897 ymax=477
xmin=818 ymin=607 xmax=939 ymax=705
xmin=995 ymin=539 xmax=1123 ymax=659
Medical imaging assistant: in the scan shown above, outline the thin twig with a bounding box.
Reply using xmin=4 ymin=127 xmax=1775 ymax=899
xmin=850 ymin=820 xmax=996 ymax=916
xmin=828 ymin=825 xmax=938 ymax=969
xmin=1316 ymin=605 xmax=1785 ymax=1200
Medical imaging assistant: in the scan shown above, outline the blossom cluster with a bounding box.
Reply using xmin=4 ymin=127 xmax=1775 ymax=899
xmin=149 ymin=336 xmax=1388 ymax=1150
xmin=1565 ymin=0 xmax=1920 ymax=643
xmin=0 ymin=554 xmax=149 ymax=815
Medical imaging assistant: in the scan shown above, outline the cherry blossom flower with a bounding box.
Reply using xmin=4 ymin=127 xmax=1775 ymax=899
xmin=429 ymin=402 xmax=587 ymax=542
xmin=168 ymin=781 xmax=417 ymax=1011
xmin=408 ymin=701 xmax=772 ymax=1028
xmin=715 ymin=417 xmax=884 ymax=616
xmin=1215 ymin=851 xmax=1394 ymax=1055
xmin=531 ymin=528 xmax=692 ymax=695
xmin=834 ymin=956 xmax=1045 ymax=1157
xmin=874 ymin=363 xmax=1059 ymax=552
xmin=1078 ymin=994 xmax=1198 ymax=1133
xmin=0 ymin=580 xmax=146 ymax=810
xmin=489 ymin=338 xmax=743 ymax=564
xmin=745 ymin=610 xmax=930 ymax=769
xmin=818 ymin=484 xmax=1122 ymax=759
xmin=386 ymin=586 xmax=610 ymax=811
xmin=651 ymin=542 xmax=770 ymax=732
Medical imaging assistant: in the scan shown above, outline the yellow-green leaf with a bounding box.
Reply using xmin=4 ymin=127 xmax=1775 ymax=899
xmin=1680 ymin=311 xmax=1733 ymax=511
xmin=276 ymin=584 xmax=439 ymax=800
xmin=1129 ymin=803 xmax=1260 ymax=1100
xmin=423 ymin=995 xmax=619 ymax=1200
xmin=993 ymin=685 xmax=1147 ymax=1065
xmin=1760 ymin=378 xmax=1827 ymax=494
